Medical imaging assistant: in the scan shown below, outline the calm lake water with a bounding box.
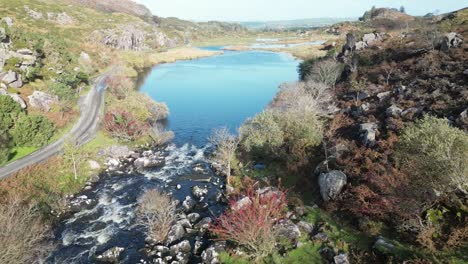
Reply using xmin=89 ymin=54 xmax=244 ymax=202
xmin=138 ymin=47 xmax=300 ymax=146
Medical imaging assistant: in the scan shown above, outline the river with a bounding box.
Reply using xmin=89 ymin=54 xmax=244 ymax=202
xmin=48 ymin=47 xmax=299 ymax=263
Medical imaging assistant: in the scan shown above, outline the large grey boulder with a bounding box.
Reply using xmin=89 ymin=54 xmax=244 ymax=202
xmin=166 ymin=224 xmax=186 ymax=245
xmin=318 ymin=170 xmax=347 ymax=201
xmin=2 ymin=70 xmax=17 ymax=84
xmin=9 ymin=74 xmax=22 ymax=88
xmin=440 ymin=32 xmax=463 ymax=51
xmin=359 ymin=123 xmax=378 ymax=147
xmin=363 ymin=33 xmax=382 ymax=46
xmin=28 ymin=91 xmax=58 ymax=111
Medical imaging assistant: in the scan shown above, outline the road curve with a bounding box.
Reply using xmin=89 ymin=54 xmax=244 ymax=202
xmin=0 ymin=71 xmax=110 ymax=179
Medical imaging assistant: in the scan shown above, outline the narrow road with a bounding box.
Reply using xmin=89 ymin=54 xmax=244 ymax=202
xmin=0 ymin=71 xmax=111 ymax=179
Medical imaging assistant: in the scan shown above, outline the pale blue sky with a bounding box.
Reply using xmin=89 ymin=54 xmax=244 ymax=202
xmin=135 ymin=0 xmax=468 ymax=21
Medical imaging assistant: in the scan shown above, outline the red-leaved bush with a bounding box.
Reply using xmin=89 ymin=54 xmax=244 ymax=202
xmin=210 ymin=183 xmax=287 ymax=260
xmin=103 ymin=110 xmax=149 ymax=141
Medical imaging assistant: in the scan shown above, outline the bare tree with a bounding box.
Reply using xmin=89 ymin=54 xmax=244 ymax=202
xmin=63 ymin=138 xmax=85 ymax=180
xmin=0 ymin=198 xmax=52 ymax=264
xmin=209 ymin=127 xmax=240 ymax=186
xmin=137 ymin=189 xmax=177 ymax=243
xmin=307 ymin=59 xmax=342 ymax=88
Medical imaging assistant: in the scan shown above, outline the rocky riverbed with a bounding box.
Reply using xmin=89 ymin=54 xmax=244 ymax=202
xmin=47 ymin=144 xmax=229 ymax=264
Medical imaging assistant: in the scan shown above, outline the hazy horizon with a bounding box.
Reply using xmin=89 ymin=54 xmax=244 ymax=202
xmin=134 ymin=0 xmax=467 ymax=22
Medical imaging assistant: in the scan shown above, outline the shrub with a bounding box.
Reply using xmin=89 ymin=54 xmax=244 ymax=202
xmin=0 ymin=131 xmax=10 ymax=164
xmin=11 ymin=113 xmax=55 ymax=148
xmin=239 ymin=111 xmax=284 ymax=158
xmin=103 ymin=110 xmax=149 ymax=141
xmin=273 ymin=81 xmax=334 ymax=116
xmin=137 ymin=189 xmax=177 ymax=243
xmin=298 ymin=57 xmax=319 ymax=81
xmin=49 ymin=82 xmax=76 ymax=101
xmin=0 ymin=95 xmax=23 ymax=131
xmin=210 ymin=183 xmax=287 ymax=261
xmin=396 ymin=115 xmax=468 ymax=198
xmin=0 ymin=198 xmax=52 ymax=264
xmin=277 ymin=111 xmax=323 ymax=170
xmin=306 ymin=59 xmax=343 ymax=88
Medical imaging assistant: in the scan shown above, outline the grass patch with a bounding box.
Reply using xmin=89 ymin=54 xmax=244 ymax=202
xmin=7 ymin=146 xmax=38 ymax=163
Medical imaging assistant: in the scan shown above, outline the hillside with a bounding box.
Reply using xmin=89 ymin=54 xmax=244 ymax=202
xmin=214 ymin=7 xmax=468 ymax=264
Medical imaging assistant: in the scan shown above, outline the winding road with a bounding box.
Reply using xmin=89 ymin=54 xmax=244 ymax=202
xmin=0 ymin=71 xmax=110 ymax=179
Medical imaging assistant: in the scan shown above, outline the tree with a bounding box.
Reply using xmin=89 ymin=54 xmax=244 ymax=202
xmin=307 ymin=59 xmax=342 ymax=88
xmin=209 ymin=127 xmax=240 ymax=185
xmin=11 ymin=113 xmax=55 ymax=147
xmin=399 ymin=6 xmax=406 ymax=13
xmin=137 ymin=189 xmax=176 ymax=243
xmin=63 ymin=138 xmax=85 ymax=180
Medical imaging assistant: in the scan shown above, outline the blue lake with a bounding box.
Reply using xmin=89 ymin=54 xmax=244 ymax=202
xmin=138 ymin=48 xmax=300 ymax=146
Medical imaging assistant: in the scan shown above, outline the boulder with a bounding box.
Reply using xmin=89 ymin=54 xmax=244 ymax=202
xmin=192 ymin=185 xmax=208 ymax=199
xmin=318 ymin=170 xmax=347 ymax=201
xmin=297 ymin=221 xmax=314 ymax=234
xmin=359 ymin=123 xmax=378 ymax=147
xmin=386 ymin=105 xmax=402 ymax=117
xmin=0 ymin=88 xmax=6 ymax=95
xmin=9 ymin=74 xmax=22 ymax=88
xmin=275 ymin=220 xmax=301 ymax=242
xmin=457 ymin=108 xmax=468 ymax=127
xmin=166 ymin=224 xmax=186 ymax=245
xmin=182 ymin=196 xmax=196 ymax=212
xmin=194 ymin=217 xmax=212 ymax=230
xmin=187 ymin=213 xmax=201 ymax=224
xmin=8 ymin=93 xmax=26 ymax=109
xmin=2 ymin=17 xmax=13 ymax=27
xmin=334 ymin=253 xmax=350 ymax=264
xmin=201 ymin=247 xmax=220 ymax=264
xmin=2 ymin=70 xmax=17 ymax=84
xmin=134 ymin=156 xmax=164 ymax=169
xmin=373 ymin=236 xmax=396 ymax=255
xmin=363 ymin=33 xmax=382 ymax=46
xmin=88 ymin=160 xmax=101 ymax=170
xmin=95 ymin=247 xmax=124 ymax=263
xmin=170 ymin=240 xmax=191 ymax=256
xmin=440 ymin=32 xmax=463 ymax=51
xmin=355 ymin=41 xmax=368 ymax=50
xmin=232 ymin=196 xmax=251 ymax=211
xmin=103 ymin=145 xmax=130 ymax=158
xmin=28 ymin=91 xmax=58 ymax=111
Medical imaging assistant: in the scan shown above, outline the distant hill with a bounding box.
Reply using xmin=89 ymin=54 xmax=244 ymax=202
xmin=239 ymin=18 xmax=357 ymax=30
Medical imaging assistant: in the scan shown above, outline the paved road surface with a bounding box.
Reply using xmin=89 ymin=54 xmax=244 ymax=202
xmin=0 ymin=72 xmax=109 ymax=179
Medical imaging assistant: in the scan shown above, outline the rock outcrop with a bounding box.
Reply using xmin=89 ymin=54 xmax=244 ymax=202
xmin=90 ymin=25 xmax=146 ymax=51
xmin=69 ymin=0 xmax=152 ymax=19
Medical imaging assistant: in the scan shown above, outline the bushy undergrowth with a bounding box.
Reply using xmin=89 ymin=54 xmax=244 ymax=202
xmin=103 ymin=110 xmax=149 ymax=141
xmin=210 ymin=183 xmax=287 ymax=261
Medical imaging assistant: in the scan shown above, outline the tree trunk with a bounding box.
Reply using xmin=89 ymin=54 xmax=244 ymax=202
xmin=226 ymin=162 xmax=231 ymax=186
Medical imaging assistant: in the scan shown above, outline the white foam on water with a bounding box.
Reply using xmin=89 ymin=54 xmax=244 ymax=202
xmin=145 ymin=144 xmax=207 ymax=180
